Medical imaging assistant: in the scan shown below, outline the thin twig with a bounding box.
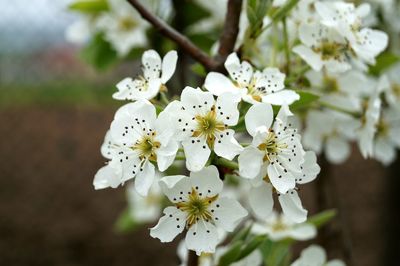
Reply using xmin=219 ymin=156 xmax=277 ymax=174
xmin=126 ymin=0 xmax=219 ymax=70
xmin=216 ymin=0 xmax=243 ymax=61
xmin=188 ymin=250 xmax=199 ymax=266
xmin=127 ymin=0 xmax=243 ymax=72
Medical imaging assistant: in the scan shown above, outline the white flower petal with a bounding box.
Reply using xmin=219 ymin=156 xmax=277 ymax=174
xmin=325 ymin=136 xmax=350 ymax=164
xmin=214 ymin=130 xmax=243 ymax=160
xmin=93 ymin=164 xmax=121 ymax=189
xmin=156 ymin=140 xmax=179 ymax=171
xmin=161 ymin=50 xmax=178 ymax=83
xmin=245 ymin=103 xmax=274 ymax=137
xmin=183 ymin=137 xmax=211 ymax=172
xmin=134 ymin=161 xmax=155 ymax=196
xmin=293 ymin=45 xmax=323 ymax=72
xmin=296 ymin=151 xmax=320 ymax=184
xmin=210 ymin=197 xmax=248 ymax=232
xmin=224 ymin=53 xmax=253 ymax=86
xmin=248 ymin=183 xmax=274 ymax=220
xmin=204 ymin=72 xmax=238 ymax=96
xmin=288 ymin=224 xmax=317 ymax=240
xmin=267 ymin=163 xmax=296 ymax=194
xmin=150 ymin=206 xmax=186 ymax=242
xmin=185 ymin=220 xmax=219 ymax=255
xmin=261 ymin=90 xmax=300 ymax=105
xmin=215 ymin=92 xmax=241 ymax=126
xmin=278 ymin=190 xmax=307 ymax=223
xmin=292 ymin=245 xmax=326 ymax=266
xmin=180 ymin=86 xmax=215 ymax=115
xmin=238 ymin=146 xmax=264 ymax=179
xmin=142 ymin=49 xmax=162 ymax=80
xmin=159 ymin=175 xmax=190 ymax=203
xmin=189 ymin=165 xmax=223 ymax=196
xmin=100 ymin=130 xmax=116 ymax=159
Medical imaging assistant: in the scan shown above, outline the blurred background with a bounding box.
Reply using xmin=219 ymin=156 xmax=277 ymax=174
xmin=0 ymin=0 xmax=399 ymax=265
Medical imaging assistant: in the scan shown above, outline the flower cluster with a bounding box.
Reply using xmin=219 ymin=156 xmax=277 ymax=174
xmin=87 ymin=0 xmax=400 ymax=264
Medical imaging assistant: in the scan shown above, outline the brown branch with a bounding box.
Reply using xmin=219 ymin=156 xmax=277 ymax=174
xmin=126 ymin=0 xmax=243 ymax=72
xmin=188 ymin=250 xmax=198 ymax=266
xmin=126 ymin=0 xmax=219 ymax=70
xmin=216 ymin=0 xmax=243 ymax=61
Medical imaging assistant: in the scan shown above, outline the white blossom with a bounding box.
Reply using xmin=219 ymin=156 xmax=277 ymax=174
xmin=205 ymin=53 xmax=299 ymax=105
xmin=96 ymin=0 xmax=149 ymax=56
xmin=167 ymin=87 xmax=243 ymax=172
xmin=150 ymin=166 xmax=248 ymax=255
xmin=314 ymin=1 xmax=388 ymax=68
xmin=98 ymin=99 xmax=178 ymax=195
xmin=251 ymin=211 xmax=317 ymax=241
xmin=293 ymin=22 xmax=351 ymax=73
xmin=291 ymin=245 xmax=345 ymax=266
xmin=303 ymin=110 xmax=360 ymax=164
xmin=126 ymin=179 xmax=163 ymax=223
xmin=239 ymin=103 xmax=320 ymax=222
xmin=113 ymin=49 xmax=178 ymax=101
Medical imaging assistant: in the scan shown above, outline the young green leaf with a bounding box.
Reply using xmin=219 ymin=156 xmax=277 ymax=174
xmin=69 ymin=0 xmax=109 ymax=13
xmin=307 ymin=209 xmax=337 ymax=228
xmin=114 ymin=208 xmax=139 ymax=233
xmin=289 ymin=90 xmax=320 ymax=110
xmin=80 ymin=33 xmax=119 ymax=70
xmin=369 ymin=52 xmax=400 ymax=76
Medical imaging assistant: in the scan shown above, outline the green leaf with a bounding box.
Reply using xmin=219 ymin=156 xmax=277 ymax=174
xmin=80 ymin=33 xmax=119 ymax=70
xmin=217 ymin=241 xmax=243 ymax=266
xmin=264 ymin=241 xmax=291 ymax=266
xmin=231 ymin=224 xmax=253 ymax=243
xmin=236 ymin=235 xmax=266 ymax=261
xmin=289 ymin=90 xmax=320 ymax=110
xmin=191 ymin=63 xmax=207 ymax=77
xmin=270 ymin=0 xmax=300 ymax=23
xmin=69 ymin=0 xmax=109 ymax=13
xmin=114 ymin=208 xmax=139 ymax=233
xmin=369 ymin=52 xmax=400 ymax=76
xmin=307 ymin=209 xmax=337 ymax=228
xmin=246 ymin=0 xmax=270 ymax=38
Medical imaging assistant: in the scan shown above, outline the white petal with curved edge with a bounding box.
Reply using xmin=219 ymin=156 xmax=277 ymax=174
xmin=161 ymin=50 xmax=178 ymax=83
xmin=142 ymin=49 xmax=162 ymax=80
xmin=189 ymin=165 xmax=223 ymax=196
xmin=183 ymin=137 xmax=211 ymax=172
xmin=185 ymin=220 xmax=219 ymax=255
xmin=278 ymin=190 xmax=307 ymax=223
xmin=296 ymin=151 xmax=320 ymax=184
xmin=248 ymin=183 xmax=274 ymax=220
xmin=261 ymin=68 xmax=285 ymax=92
xmin=245 ymin=103 xmax=274 ymax=137
xmin=292 ymin=245 xmax=326 ymax=266
xmin=113 ymin=77 xmax=135 ymax=100
xmin=214 ymin=130 xmax=243 ymax=160
xmin=210 ymin=197 xmax=248 ymax=232
xmin=180 ymin=86 xmax=214 ymax=116
xmin=325 ymin=136 xmax=350 ymax=164
xmin=93 ymin=165 xmax=121 ymax=189
xmin=293 ymin=45 xmax=323 ymax=71
xmin=134 ymin=161 xmax=155 ymax=196
xmin=150 ymin=206 xmax=186 ymax=242
xmin=268 ymin=163 xmax=296 ymax=194
xmin=224 ymin=53 xmax=253 ymax=86
xmin=204 ymin=72 xmax=238 ymax=96
xmin=156 ymin=140 xmax=179 ymax=171
xmin=100 ymin=130 xmax=116 ymax=159
xmin=289 ymin=224 xmax=317 ymax=240
xmin=238 ymin=146 xmax=264 ymax=179
xmin=159 ymin=175 xmax=190 ymax=203
xmin=262 ymin=90 xmax=300 ymax=105
xmin=215 ymin=92 xmax=241 ymax=126
xmin=114 ymin=99 xmax=156 ymax=122
xmin=374 ymin=137 xmax=396 ymax=165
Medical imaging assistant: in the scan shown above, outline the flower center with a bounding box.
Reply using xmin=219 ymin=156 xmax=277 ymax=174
xmin=176 ymin=188 xmax=218 ymax=227
xmin=376 ymin=119 xmax=389 ymax=137
xmin=118 ymin=17 xmax=138 ymax=31
xmin=133 ymin=133 xmax=160 ymax=162
xmin=192 ymin=108 xmax=226 ymax=148
xmin=323 ymin=76 xmax=339 ymax=92
xmin=314 ymin=42 xmax=347 ymax=60
xmin=257 ymin=131 xmax=287 ymax=162
xmin=247 ymin=77 xmax=264 ymax=102
xmin=393 ymin=83 xmax=400 ymax=98
xmin=271 ymin=218 xmax=288 ymax=232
